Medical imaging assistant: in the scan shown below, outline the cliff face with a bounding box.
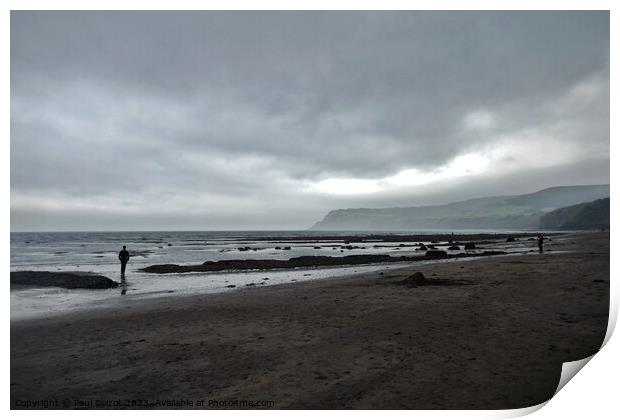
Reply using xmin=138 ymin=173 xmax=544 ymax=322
xmin=310 ymin=185 xmax=610 ymax=231
xmin=539 ymin=198 xmax=610 ymax=230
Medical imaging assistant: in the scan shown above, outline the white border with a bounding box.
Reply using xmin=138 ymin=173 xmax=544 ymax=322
xmin=3 ymin=2 xmax=617 ymax=419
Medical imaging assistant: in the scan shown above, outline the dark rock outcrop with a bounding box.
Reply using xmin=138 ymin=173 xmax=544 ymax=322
xmin=11 ymin=271 xmax=119 ymax=290
xmin=394 ymin=272 xmax=471 ymax=288
xmin=142 ymin=249 xmax=509 ymax=274
xmin=398 ymin=272 xmax=428 ymax=288
xmin=464 ymin=242 xmax=476 ymax=250
xmin=481 ymin=251 xmax=508 ymax=256
xmin=425 ymin=250 xmax=448 ymax=259
xmin=448 ymin=246 xmax=461 ymax=251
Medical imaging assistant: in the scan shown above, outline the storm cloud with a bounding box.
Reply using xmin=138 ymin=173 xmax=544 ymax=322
xmin=11 ymin=11 xmax=609 ymax=230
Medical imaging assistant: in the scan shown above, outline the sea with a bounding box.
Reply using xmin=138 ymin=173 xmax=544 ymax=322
xmin=10 ymin=230 xmax=537 ymax=321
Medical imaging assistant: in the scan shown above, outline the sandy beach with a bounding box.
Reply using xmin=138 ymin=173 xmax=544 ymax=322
xmin=10 ymin=232 xmax=609 ymax=409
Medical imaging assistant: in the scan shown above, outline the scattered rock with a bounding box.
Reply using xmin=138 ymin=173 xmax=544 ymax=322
xmin=397 ymin=272 xmax=442 ymax=288
xmin=225 ymin=285 xmax=236 ymax=288
xmin=394 ymin=272 xmax=471 ymax=288
xmin=481 ymin=251 xmax=508 ymax=256
xmin=425 ymin=250 xmax=448 ymax=258
xmin=464 ymin=242 xmax=476 ymax=250
xmin=402 ymin=271 xmax=426 ymax=284
xmin=506 ymin=237 xmax=516 ymax=242
xmin=417 ymin=244 xmax=428 ymax=251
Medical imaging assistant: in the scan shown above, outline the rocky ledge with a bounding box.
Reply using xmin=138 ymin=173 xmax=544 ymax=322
xmin=141 ymin=251 xmax=508 ymax=274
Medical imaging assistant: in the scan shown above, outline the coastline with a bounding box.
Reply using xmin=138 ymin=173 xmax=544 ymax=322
xmin=11 ymin=232 xmax=609 ymax=409
xmin=9 ymin=231 xmax=542 ymax=321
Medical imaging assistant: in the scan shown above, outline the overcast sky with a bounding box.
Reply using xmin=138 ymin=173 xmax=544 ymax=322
xmin=11 ymin=11 xmax=609 ymax=231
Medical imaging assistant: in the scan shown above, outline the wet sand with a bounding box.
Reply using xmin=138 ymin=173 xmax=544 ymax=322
xmin=10 ymin=232 xmax=609 ymax=409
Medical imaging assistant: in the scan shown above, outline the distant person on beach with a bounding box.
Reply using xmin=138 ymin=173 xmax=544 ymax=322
xmin=119 ymin=245 xmax=130 ymax=276
xmin=537 ymin=234 xmax=544 ymax=253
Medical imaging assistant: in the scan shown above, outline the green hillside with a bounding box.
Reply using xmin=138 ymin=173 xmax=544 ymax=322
xmin=539 ymin=198 xmax=610 ymax=230
xmin=311 ymin=185 xmax=610 ymax=230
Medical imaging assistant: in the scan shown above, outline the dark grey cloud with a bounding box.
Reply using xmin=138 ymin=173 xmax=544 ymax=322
xmin=10 ymin=11 xmax=609 ymax=230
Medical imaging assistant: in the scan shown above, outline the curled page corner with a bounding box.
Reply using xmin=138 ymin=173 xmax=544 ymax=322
xmin=501 ymin=352 xmax=600 ymax=418
xmin=553 ymin=355 xmax=595 ymax=397
xmin=498 ymin=400 xmax=549 ymax=418
xmin=601 ymin=296 xmax=617 ymax=348
xmin=500 ymin=354 xmax=597 ymax=418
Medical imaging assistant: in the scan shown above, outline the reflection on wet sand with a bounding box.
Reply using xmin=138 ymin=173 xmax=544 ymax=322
xmin=120 ymin=275 xmax=127 ymax=295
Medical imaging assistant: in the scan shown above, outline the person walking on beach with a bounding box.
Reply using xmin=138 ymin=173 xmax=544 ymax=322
xmin=119 ymin=245 xmax=130 ymax=276
xmin=537 ymin=234 xmax=544 ymax=253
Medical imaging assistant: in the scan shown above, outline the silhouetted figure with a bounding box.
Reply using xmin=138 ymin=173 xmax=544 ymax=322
xmin=537 ymin=234 xmax=544 ymax=253
xmin=119 ymin=245 xmax=130 ymax=276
